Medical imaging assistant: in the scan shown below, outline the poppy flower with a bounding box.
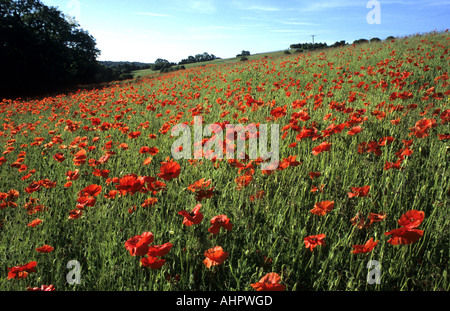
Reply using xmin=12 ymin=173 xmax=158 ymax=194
xmin=304 ymin=234 xmax=326 ymax=251
xmin=73 ymin=149 xmax=87 ymax=166
xmin=81 ymin=184 xmax=102 ymax=197
xmin=368 ymin=212 xmax=387 ymax=225
xmin=115 ymin=174 xmax=145 ymax=195
xmin=203 ymin=246 xmax=229 ymax=268
xmin=127 ymin=131 xmax=142 ymax=139
xmin=53 ymin=152 xmax=66 ymax=163
xmin=36 ymin=245 xmax=54 ymax=253
xmin=351 ymin=238 xmax=379 ymax=254
xmin=348 ymin=185 xmax=370 ymax=198
xmin=125 ymin=232 xmax=154 ymax=256
xmin=397 ymin=210 xmax=424 ymax=229
xmin=347 ymin=126 xmax=363 ymax=136
xmin=93 ymin=169 xmax=110 ymax=178
xmin=409 ymin=118 xmax=436 ymax=138
xmin=309 ymin=171 xmax=321 ymax=179
xmin=194 ymin=188 xmax=215 ymax=202
xmin=7 ymin=261 xmax=37 ymax=280
xmin=27 ymin=219 xmax=42 ymax=227
xmin=141 ymin=197 xmax=158 ymax=208
xmin=24 ymin=182 xmax=41 ymax=194
xmin=178 ymin=204 xmax=204 ymax=226
xmin=157 ymin=158 xmax=181 ymax=181
xmin=27 ymin=284 xmax=55 ymax=291
xmin=187 ymin=179 xmax=212 ymax=192
xmin=249 ymin=190 xmax=265 ymax=201
xmin=68 ymin=209 xmax=82 ymax=219
xmin=312 ymin=141 xmax=332 ymax=156
xmin=235 ymin=174 xmax=253 ymax=190
xmin=385 ymin=227 xmax=424 ymax=245
xmin=385 ymin=210 xmax=425 ymax=245
xmin=140 ymin=256 xmax=166 ymax=269
xmin=250 ymin=273 xmax=286 ymax=291
xmin=270 ymin=105 xmax=287 ymax=119
xmin=147 ymin=242 xmax=173 ymax=257
xmin=143 ymin=157 xmax=152 ymax=165
xmin=66 ymin=169 xmax=80 ymax=181
xmin=209 ymin=215 xmax=233 ymax=234
xmin=310 ymin=201 xmax=334 ymax=216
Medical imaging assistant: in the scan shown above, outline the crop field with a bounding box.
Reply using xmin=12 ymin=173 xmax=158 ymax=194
xmin=0 ymin=31 xmax=449 ymax=292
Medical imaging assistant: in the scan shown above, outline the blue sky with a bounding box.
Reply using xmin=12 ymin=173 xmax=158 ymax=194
xmin=41 ymin=0 xmax=450 ymax=63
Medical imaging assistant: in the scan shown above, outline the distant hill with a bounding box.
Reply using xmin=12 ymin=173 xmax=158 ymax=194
xmin=99 ymin=61 xmax=152 ymax=70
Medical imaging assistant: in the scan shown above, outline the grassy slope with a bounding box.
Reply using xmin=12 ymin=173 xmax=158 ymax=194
xmin=0 ymin=31 xmax=449 ymax=291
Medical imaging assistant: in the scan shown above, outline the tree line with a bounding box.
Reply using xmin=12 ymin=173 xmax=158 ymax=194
xmin=0 ymin=0 xmax=130 ymax=99
xmin=289 ymin=36 xmax=393 ymax=53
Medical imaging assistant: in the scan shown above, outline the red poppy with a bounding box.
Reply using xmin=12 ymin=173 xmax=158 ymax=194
xmin=385 ymin=227 xmax=424 ymax=245
xmin=309 ymin=171 xmax=321 ymax=179
xmin=235 ymin=174 xmax=253 ymax=190
xmin=312 ymin=141 xmax=332 ymax=156
xmin=410 ymin=118 xmax=436 ymax=138
xmin=68 ymin=208 xmax=82 ymax=219
xmin=93 ymin=169 xmax=110 ymax=178
xmin=194 ymin=188 xmax=215 ymax=202
xmin=140 ymin=256 xmax=166 ymax=269
xmin=157 ymin=158 xmax=181 ymax=181
xmin=53 ymin=152 xmax=66 ymax=163
xmin=141 ymin=197 xmax=158 ymax=208
xmin=36 ymin=245 xmax=54 ymax=253
xmin=178 ymin=204 xmax=204 ymax=226
xmin=250 ymin=273 xmax=286 ymax=291
xmin=81 ymin=184 xmax=102 ymax=197
xmin=347 ymin=126 xmax=363 ymax=136
xmin=66 ymin=169 xmax=80 ymax=181
xmin=385 ymin=210 xmax=425 ymax=245
xmin=270 ymin=105 xmax=287 ymax=119
xmin=304 ymin=234 xmax=326 ymax=251
xmin=27 ymin=284 xmax=55 ymax=291
xmin=125 ymin=232 xmax=154 ymax=256
xmin=7 ymin=261 xmax=37 ymax=280
xmin=310 ymin=201 xmax=334 ymax=216
xmin=203 ymin=246 xmax=229 ymax=268
xmin=348 ymin=185 xmax=370 ymax=198
xmin=397 ymin=210 xmax=424 ymax=229
xmin=115 ymin=174 xmax=145 ymax=195
xmin=143 ymin=157 xmax=152 ymax=165
xmin=384 ymin=159 xmax=403 ymax=170
xmin=351 ymin=238 xmax=379 ymax=254
xmin=187 ymin=178 xmax=212 ymax=192
xmin=209 ymin=215 xmax=233 ymax=234
xmin=73 ymin=149 xmax=87 ymax=166
xmin=27 ymin=218 xmax=42 ymax=227
xmin=249 ymin=190 xmax=265 ymax=201
xmin=368 ymin=212 xmax=387 ymax=224
xmin=0 ymin=156 xmax=7 ymax=165
xmin=147 ymin=242 xmax=173 ymax=257
xmin=127 ymin=131 xmax=142 ymax=139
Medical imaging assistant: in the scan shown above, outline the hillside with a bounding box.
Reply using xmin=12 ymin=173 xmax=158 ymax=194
xmin=0 ymin=30 xmax=449 ymax=292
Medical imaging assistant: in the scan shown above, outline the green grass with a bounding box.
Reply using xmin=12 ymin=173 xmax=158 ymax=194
xmin=0 ymin=31 xmax=449 ymax=291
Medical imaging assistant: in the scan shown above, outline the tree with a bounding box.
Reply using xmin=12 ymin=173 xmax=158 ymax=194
xmin=0 ymin=0 xmax=103 ymax=98
xmin=236 ymin=50 xmax=250 ymax=57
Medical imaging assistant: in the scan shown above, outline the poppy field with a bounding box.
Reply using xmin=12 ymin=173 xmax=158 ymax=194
xmin=1 ymin=30 xmax=449 ymax=291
